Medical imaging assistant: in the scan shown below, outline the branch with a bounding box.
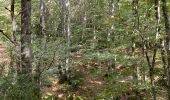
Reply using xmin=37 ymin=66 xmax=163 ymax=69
xmin=16 ymin=7 xmax=31 ymax=18
xmin=4 ymin=6 xmax=22 ymax=18
xmin=0 ymin=29 xmax=15 ymax=45
xmin=4 ymin=7 xmax=11 ymax=12
xmin=16 ymin=11 xmax=22 ymax=17
xmin=35 ymin=40 xmax=65 ymax=76
xmin=39 ymin=52 xmax=56 ymax=76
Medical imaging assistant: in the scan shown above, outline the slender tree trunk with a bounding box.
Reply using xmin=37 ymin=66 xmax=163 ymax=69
xmin=81 ymin=0 xmax=87 ymax=40
xmin=149 ymin=0 xmax=161 ymax=99
xmin=107 ymin=0 xmax=115 ymax=42
xmin=142 ymin=37 xmax=146 ymax=82
xmin=10 ymin=0 xmax=21 ymax=75
xmin=132 ymin=0 xmax=139 ymax=84
xmin=160 ymin=39 xmax=166 ymax=77
xmin=58 ymin=0 xmax=71 ymax=83
xmin=93 ymin=20 xmax=96 ymax=48
xmin=40 ymin=1 xmax=46 ymax=49
xmin=161 ymin=0 xmax=170 ymax=99
xmin=155 ymin=0 xmax=161 ymax=41
xmin=150 ymin=46 xmax=157 ymax=100
xmin=33 ymin=0 xmax=46 ymax=99
xmin=143 ymin=1 xmax=159 ymax=99
xmin=145 ymin=36 xmax=157 ymax=100
xmin=60 ymin=0 xmax=66 ymax=37
xmin=10 ymin=0 xmax=16 ymax=42
xmin=65 ymin=0 xmax=71 ymax=80
xmin=107 ymin=0 xmax=118 ymax=71
xmin=167 ymin=39 xmax=170 ymax=100
xmin=141 ymin=30 xmax=146 ymax=83
xmin=58 ymin=0 xmax=67 ymax=83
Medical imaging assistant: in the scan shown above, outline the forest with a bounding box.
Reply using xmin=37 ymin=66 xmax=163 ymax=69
xmin=0 ymin=0 xmax=170 ymax=100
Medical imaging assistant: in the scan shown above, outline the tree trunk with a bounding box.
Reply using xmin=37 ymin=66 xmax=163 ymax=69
xmin=93 ymin=20 xmax=96 ymax=48
xmin=58 ymin=0 xmax=71 ymax=83
xmin=149 ymin=0 xmax=161 ymax=99
xmin=33 ymin=0 xmax=46 ymax=99
xmin=10 ymin=0 xmax=21 ymax=75
xmin=20 ymin=0 xmax=32 ymax=98
xmin=107 ymin=0 xmax=118 ymax=71
xmin=161 ymin=0 xmax=170 ymax=99
xmin=21 ymin=0 xmax=32 ymax=75
xmin=65 ymin=0 xmax=71 ymax=80
xmin=160 ymin=39 xmax=166 ymax=77
xmin=143 ymin=0 xmax=160 ymax=99
xmin=107 ymin=0 xmax=115 ymax=42
xmin=60 ymin=0 xmax=66 ymax=37
xmin=132 ymin=0 xmax=139 ymax=84
xmin=82 ymin=0 xmax=87 ymax=40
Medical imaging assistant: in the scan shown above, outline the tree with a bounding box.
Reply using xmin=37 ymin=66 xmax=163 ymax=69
xmin=161 ymin=0 xmax=170 ymax=99
xmin=33 ymin=0 xmax=46 ymax=99
xmin=10 ymin=0 xmax=21 ymax=75
xmin=131 ymin=0 xmax=139 ymax=84
xmin=19 ymin=0 xmax=33 ymax=98
xmin=107 ymin=0 xmax=118 ymax=71
xmin=58 ymin=0 xmax=72 ymax=83
xmin=1 ymin=0 xmax=170 ymax=99
xmin=144 ymin=0 xmax=161 ymax=100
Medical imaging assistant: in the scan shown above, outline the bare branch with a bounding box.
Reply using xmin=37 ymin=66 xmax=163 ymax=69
xmin=0 ymin=29 xmax=16 ymax=45
xmin=4 ymin=7 xmax=11 ymax=12
xmin=39 ymin=52 xmax=56 ymax=76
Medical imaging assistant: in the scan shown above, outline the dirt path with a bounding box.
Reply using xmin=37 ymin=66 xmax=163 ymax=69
xmin=0 ymin=43 xmax=10 ymax=74
xmin=41 ymin=56 xmax=109 ymax=99
xmin=0 ymin=44 xmax=9 ymax=63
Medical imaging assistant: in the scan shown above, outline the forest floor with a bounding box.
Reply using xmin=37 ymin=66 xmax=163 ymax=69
xmin=0 ymin=43 xmax=9 ymax=63
xmin=0 ymin=42 xmax=10 ymax=74
xmin=0 ymin=42 xmax=109 ymax=99
xmin=41 ymin=48 xmax=167 ymax=100
xmin=42 ymin=55 xmax=109 ymax=99
xmin=41 ymin=49 xmax=146 ymax=99
xmin=0 ymin=42 xmax=167 ymax=99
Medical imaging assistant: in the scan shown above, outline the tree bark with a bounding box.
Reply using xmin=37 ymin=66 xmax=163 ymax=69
xmin=107 ymin=0 xmax=118 ymax=71
xmin=21 ymin=0 xmax=32 ymax=74
xmin=65 ymin=0 xmax=71 ymax=80
xmin=60 ymin=0 xmax=66 ymax=37
xmin=143 ymin=0 xmax=160 ymax=99
xmin=149 ymin=0 xmax=161 ymax=99
xmin=161 ymin=0 xmax=170 ymax=99
xmin=107 ymin=0 xmax=115 ymax=42
xmin=10 ymin=0 xmax=21 ymax=75
xmin=20 ymin=0 xmax=32 ymax=98
xmin=160 ymin=39 xmax=166 ymax=77
xmin=82 ymin=0 xmax=87 ymax=40
xmin=58 ymin=0 xmax=71 ymax=83
xmin=132 ymin=0 xmax=139 ymax=84
xmin=33 ymin=0 xmax=46 ymax=99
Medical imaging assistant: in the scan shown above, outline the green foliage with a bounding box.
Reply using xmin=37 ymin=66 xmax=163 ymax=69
xmin=42 ymin=93 xmax=85 ymax=100
xmin=84 ymin=51 xmax=115 ymax=62
xmin=66 ymin=94 xmax=84 ymax=100
xmin=0 ymin=0 xmax=169 ymax=99
xmin=69 ymin=69 xmax=84 ymax=88
xmin=0 ymin=72 xmax=36 ymax=99
xmin=90 ymin=66 xmax=100 ymax=76
xmin=42 ymin=92 xmax=53 ymax=100
xmin=41 ymin=74 xmax=52 ymax=87
xmin=98 ymin=82 xmax=150 ymax=99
